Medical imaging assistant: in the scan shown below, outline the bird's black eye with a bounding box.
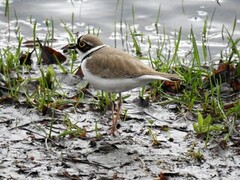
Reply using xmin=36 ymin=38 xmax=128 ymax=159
xmin=79 ymin=41 xmax=86 ymax=48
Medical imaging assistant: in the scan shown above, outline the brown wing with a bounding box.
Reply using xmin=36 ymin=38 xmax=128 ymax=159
xmin=85 ymin=47 xmax=180 ymax=81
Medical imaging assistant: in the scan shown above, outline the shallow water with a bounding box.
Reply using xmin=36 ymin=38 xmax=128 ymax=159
xmin=0 ymin=0 xmax=240 ymax=59
xmin=0 ymin=0 xmax=240 ymax=179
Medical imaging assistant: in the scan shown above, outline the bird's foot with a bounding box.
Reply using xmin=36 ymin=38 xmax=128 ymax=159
xmin=109 ymin=118 xmax=120 ymax=136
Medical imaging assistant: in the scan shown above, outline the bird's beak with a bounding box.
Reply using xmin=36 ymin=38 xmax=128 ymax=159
xmin=62 ymin=43 xmax=77 ymax=54
xmin=68 ymin=44 xmax=77 ymax=49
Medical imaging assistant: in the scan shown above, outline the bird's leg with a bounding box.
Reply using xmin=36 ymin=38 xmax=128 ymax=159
xmin=110 ymin=93 xmax=122 ymax=135
xmin=109 ymin=93 xmax=117 ymax=135
xmin=108 ymin=92 xmax=114 ymax=121
xmin=115 ymin=93 xmax=122 ymax=123
xmin=110 ymin=98 xmax=117 ymax=135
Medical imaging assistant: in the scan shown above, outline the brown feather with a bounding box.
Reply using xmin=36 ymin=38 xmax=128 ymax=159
xmin=85 ymin=47 xmax=180 ymax=81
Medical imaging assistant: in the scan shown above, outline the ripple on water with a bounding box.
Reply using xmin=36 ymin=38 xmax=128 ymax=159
xmin=109 ymin=32 xmax=122 ymax=40
xmin=144 ymin=23 xmax=161 ymax=31
xmin=197 ymin=10 xmax=208 ymax=16
xmin=115 ymin=22 xmax=126 ymax=29
xmin=189 ymin=16 xmax=203 ymax=22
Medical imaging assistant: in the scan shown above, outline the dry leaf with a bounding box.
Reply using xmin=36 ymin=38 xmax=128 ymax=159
xmin=37 ymin=38 xmax=66 ymax=65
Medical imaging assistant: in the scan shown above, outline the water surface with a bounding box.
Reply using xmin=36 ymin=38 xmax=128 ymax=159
xmin=0 ymin=0 xmax=239 ymax=60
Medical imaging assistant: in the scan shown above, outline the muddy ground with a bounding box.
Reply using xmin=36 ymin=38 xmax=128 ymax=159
xmin=0 ymin=75 xmax=240 ymax=179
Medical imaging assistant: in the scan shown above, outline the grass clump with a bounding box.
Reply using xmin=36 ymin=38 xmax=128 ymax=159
xmin=59 ymin=114 xmax=87 ymax=138
xmin=124 ymin=14 xmax=240 ymax=146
